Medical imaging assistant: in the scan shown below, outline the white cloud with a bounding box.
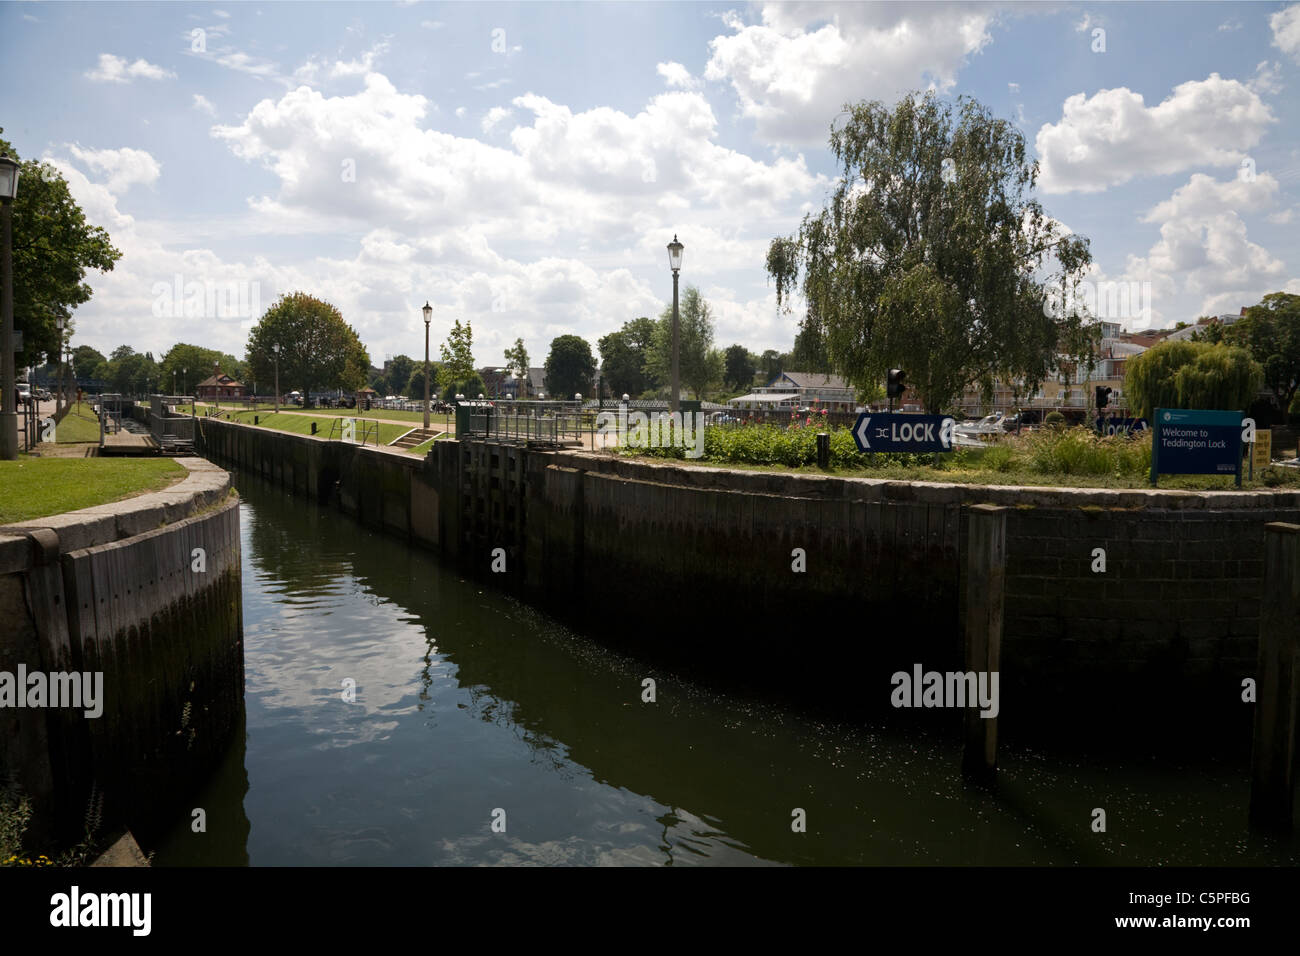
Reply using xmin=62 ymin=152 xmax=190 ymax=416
xmin=1123 ymin=173 xmax=1290 ymax=319
xmin=85 ymin=53 xmax=175 ymax=84
xmin=1249 ymin=60 xmax=1284 ymax=96
xmin=455 ymin=106 xmax=467 ymax=119
xmin=1219 ymin=18 xmax=1242 ymax=32
xmin=481 ymin=106 xmax=513 ymax=133
xmin=1271 ymin=4 xmax=1300 ymax=63
xmin=67 ymin=144 xmax=162 ymax=194
xmin=1008 ymin=81 xmax=1020 ymax=93
xmin=215 ymin=51 xmax=282 ymax=80
xmin=421 ymin=20 xmax=444 ymax=30
xmin=703 ymin=2 xmax=997 ymax=145
xmin=1036 ymin=75 xmax=1276 ymax=193
xmin=213 ymin=9 xmax=230 ymax=18
xmin=656 ymin=61 xmax=698 ymax=90
xmin=192 ymin=93 xmax=218 ymax=116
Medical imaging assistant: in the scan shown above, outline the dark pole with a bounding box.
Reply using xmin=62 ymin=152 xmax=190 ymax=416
xmin=423 ymin=317 xmax=431 ymax=431
xmin=671 ymin=269 xmax=680 ymax=414
xmin=1 ymin=199 xmax=14 ymax=459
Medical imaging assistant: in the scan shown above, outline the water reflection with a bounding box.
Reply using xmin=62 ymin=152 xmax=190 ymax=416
xmin=149 ymin=467 xmax=1297 ymax=866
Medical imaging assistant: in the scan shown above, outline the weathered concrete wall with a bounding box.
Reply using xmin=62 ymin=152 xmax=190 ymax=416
xmin=0 ymin=459 xmax=243 ymax=843
xmin=197 ymin=417 xmax=1300 ymax=738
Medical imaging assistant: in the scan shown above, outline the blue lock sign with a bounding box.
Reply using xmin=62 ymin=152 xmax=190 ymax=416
xmin=1149 ymin=408 xmax=1243 ymax=486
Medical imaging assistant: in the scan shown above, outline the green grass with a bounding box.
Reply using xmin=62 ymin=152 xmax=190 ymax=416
xmin=53 ymin=402 xmax=102 ymax=443
xmin=408 ymin=432 xmax=452 ymax=456
xmin=616 ymin=424 xmax=1300 ymax=492
xmin=0 ymin=458 xmax=188 ymax=523
xmin=207 ymin=409 xmax=414 ymax=446
xmin=196 ymin=401 xmax=454 ymax=425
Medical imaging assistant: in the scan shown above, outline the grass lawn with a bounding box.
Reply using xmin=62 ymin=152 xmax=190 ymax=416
xmin=0 ymin=457 xmax=188 ymax=523
xmin=209 ymin=409 xmax=414 ymax=446
xmin=54 ymin=402 xmax=102 ymax=443
xmin=408 ymin=432 xmax=453 ymax=456
xmin=194 ymin=401 xmax=455 ymax=426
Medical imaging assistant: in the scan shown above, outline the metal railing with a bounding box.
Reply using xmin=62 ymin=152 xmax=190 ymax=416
xmin=327 ymin=417 xmax=380 ymax=446
xmin=149 ymin=394 xmax=196 ymax=452
xmin=461 ymin=400 xmax=591 ymax=447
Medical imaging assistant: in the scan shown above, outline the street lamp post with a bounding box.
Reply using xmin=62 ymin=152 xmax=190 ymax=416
xmin=272 ymin=344 xmax=280 ymax=413
xmin=422 ymin=301 xmax=432 ymax=431
xmin=666 ymin=234 xmax=684 ymax=414
xmin=0 ymin=155 xmax=20 ymax=460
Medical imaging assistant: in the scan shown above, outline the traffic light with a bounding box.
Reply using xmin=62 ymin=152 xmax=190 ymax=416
xmin=887 ymin=369 xmax=907 ymax=398
xmin=1095 ymin=385 xmax=1112 ymax=409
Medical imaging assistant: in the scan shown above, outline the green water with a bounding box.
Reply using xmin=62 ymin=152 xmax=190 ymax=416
xmin=148 ymin=468 xmax=1298 ymax=866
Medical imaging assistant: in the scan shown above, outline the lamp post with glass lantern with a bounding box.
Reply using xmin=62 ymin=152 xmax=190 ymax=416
xmin=0 ymin=154 xmax=20 ymax=459
xmin=666 ymin=234 xmax=683 ymax=414
xmin=272 ymin=344 xmax=281 ymax=413
xmin=422 ymin=302 xmax=432 ymax=431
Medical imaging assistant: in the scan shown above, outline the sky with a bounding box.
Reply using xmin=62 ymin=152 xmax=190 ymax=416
xmin=3 ymin=0 xmax=1300 ymax=370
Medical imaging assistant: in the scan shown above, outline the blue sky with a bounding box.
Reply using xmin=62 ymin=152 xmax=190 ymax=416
xmin=3 ymin=1 xmax=1299 ymax=370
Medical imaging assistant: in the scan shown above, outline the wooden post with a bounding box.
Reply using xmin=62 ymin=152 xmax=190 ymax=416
xmin=1249 ymin=522 xmax=1300 ymax=830
xmin=963 ymin=504 xmax=1006 ymax=778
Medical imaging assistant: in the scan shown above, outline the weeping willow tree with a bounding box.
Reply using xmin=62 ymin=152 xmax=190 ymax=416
xmin=1123 ymin=340 xmax=1262 ymax=420
xmin=766 ymin=91 xmax=1096 ymax=413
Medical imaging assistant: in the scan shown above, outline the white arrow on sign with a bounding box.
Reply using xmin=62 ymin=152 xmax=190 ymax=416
xmin=855 ymin=415 xmax=871 ymax=449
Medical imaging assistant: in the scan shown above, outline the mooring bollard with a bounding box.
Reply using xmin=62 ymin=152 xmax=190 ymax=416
xmin=311 ymin=421 xmax=317 ymax=435
xmin=816 ymin=432 xmax=830 ymax=469
xmin=1249 ymin=521 xmax=1300 ymax=831
xmin=963 ymin=504 xmax=1006 ymax=778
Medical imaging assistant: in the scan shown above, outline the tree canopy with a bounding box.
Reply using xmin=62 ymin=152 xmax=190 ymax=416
xmin=544 ymin=334 xmax=597 ymax=398
xmin=1234 ymin=293 xmax=1300 ymax=413
xmin=246 ymin=292 xmax=370 ymax=397
xmin=1123 ymin=340 xmax=1263 ymax=419
xmin=598 ymin=317 xmax=658 ymax=398
xmin=0 ymin=134 xmax=122 ymax=370
xmin=503 ymin=338 xmax=530 ymax=398
xmin=436 ymin=319 xmax=478 ymax=397
xmin=648 ymin=286 xmax=722 ymax=400
xmin=765 ymin=92 xmax=1095 ymax=413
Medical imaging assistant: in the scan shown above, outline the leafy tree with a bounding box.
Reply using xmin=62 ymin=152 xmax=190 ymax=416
xmin=648 ymin=286 xmax=720 ymax=399
xmin=759 ymin=349 xmax=782 ymax=384
xmin=436 ymin=320 xmax=478 ymax=397
xmin=0 ymin=134 xmax=122 ymax=370
xmin=407 ymin=364 xmax=441 ymax=401
xmin=503 ymin=338 xmax=530 ymax=398
xmin=1124 ymin=340 xmax=1263 ymax=419
xmin=598 ymin=317 xmax=657 ymax=397
xmin=723 ymin=344 xmax=758 ymax=391
xmin=544 ymin=334 xmax=597 ymax=399
xmin=70 ymin=345 xmax=107 ymax=381
xmin=159 ymin=343 xmax=243 ymax=393
xmin=246 ymin=292 xmax=371 ymax=399
xmin=440 ymin=371 xmax=485 ymax=402
xmin=106 ymin=349 xmax=159 ymax=395
xmin=383 ymin=355 xmax=415 ymax=397
xmin=1234 ymin=293 xmax=1300 ymax=412
xmin=765 ymin=92 xmax=1094 ymax=413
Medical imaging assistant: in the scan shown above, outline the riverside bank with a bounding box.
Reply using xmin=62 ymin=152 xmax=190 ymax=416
xmin=196 ymin=416 xmax=1300 ymax=748
xmin=0 ymin=459 xmax=243 ymax=844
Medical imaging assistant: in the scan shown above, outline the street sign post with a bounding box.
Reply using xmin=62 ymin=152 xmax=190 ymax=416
xmin=854 ymin=412 xmax=957 ymax=454
xmin=1149 ymin=408 xmax=1243 ymax=487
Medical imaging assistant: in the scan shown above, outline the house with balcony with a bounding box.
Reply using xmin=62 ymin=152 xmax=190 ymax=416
xmin=728 ymin=371 xmax=858 ymax=413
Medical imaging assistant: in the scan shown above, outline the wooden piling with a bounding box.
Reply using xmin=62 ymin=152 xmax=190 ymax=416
xmin=963 ymin=504 xmax=1006 ymax=778
xmin=1249 ymin=522 xmax=1300 ymax=830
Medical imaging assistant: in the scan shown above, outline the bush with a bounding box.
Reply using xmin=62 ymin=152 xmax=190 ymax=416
xmin=1025 ymin=427 xmax=1151 ymax=476
xmin=1043 ymin=411 xmax=1066 ymax=428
